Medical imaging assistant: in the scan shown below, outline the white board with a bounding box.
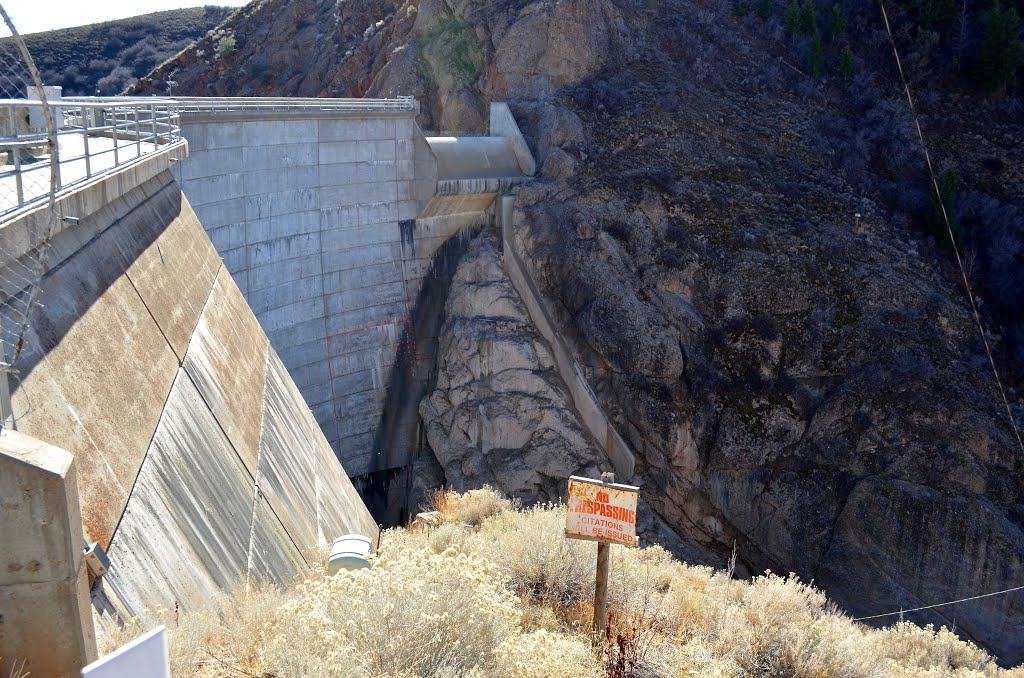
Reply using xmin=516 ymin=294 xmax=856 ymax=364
xmin=81 ymin=626 xmax=169 ymax=678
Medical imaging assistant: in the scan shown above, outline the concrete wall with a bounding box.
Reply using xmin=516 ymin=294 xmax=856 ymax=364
xmin=0 ymin=160 xmax=377 ymax=616
xmin=0 ymin=431 xmax=97 ymax=677
xmin=489 ymin=103 xmax=536 ymax=177
xmin=176 ymin=111 xmax=464 ymax=477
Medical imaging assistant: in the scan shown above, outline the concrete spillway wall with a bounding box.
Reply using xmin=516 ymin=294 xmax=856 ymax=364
xmin=0 ymin=149 xmax=377 ymax=616
xmin=175 ymin=105 xmax=515 ymax=481
xmin=498 ymin=196 xmax=636 ymax=481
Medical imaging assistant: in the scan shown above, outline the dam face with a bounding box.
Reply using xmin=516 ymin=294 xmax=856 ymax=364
xmin=175 ymin=100 xmax=439 ymax=481
xmin=173 ymin=99 xmax=528 ymax=516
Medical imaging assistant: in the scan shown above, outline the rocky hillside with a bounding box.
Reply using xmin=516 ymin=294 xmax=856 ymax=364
xmin=12 ymin=7 xmax=233 ymax=96
xmin=140 ymin=0 xmax=1024 ymax=664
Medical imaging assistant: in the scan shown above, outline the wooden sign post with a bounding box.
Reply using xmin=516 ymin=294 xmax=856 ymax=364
xmin=564 ymin=472 xmax=639 ymax=639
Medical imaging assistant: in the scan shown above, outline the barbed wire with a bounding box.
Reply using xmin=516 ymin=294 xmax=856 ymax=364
xmin=853 ymin=584 xmax=1024 ymax=622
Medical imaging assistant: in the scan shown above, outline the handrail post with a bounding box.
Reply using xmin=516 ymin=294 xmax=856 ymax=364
xmin=52 ymin=102 xmax=61 ymax=190
xmin=82 ymin=105 xmax=91 ymax=180
xmin=9 ymin=105 xmax=23 ymax=207
xmin=111 ymin=108 xmax=118 ymax=167
xmin=134 ymin=105 xmax=141 ymax=156
xmin=151 ymin=103 xmax=157 ymax=145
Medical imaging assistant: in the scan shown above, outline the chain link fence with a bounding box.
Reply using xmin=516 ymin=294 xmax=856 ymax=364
xmin=0 ymin=3 xmax=58 ymax=426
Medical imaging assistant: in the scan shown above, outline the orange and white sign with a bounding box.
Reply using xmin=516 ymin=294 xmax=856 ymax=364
xmin=565 ymin=476 xmax=639 ymax=547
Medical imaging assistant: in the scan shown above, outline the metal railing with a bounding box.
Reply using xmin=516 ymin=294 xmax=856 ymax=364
xmin=173 ymin=96 xmax=419 ymax=115
xmin=0 ymin=96 xmax=182 ymax=215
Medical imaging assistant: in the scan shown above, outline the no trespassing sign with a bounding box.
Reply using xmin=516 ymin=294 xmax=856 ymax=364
xmin=564 ymin=475 xmax=639 ymax=547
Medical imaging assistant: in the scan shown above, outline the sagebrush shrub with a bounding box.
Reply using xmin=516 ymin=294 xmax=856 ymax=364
xmin=265 ymin=545 xmax=520 ymax=676
xmin=95 ymin=490 xmax=1023 ymax=677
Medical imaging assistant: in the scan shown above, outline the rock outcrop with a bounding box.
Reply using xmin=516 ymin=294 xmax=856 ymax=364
xmin=419 ymin=229 xmax=605 ymax=504
xmin=509 ymin=96 xmax=1024 ymax=659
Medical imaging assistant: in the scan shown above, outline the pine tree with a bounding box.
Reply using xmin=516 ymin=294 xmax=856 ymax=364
xmin=918 ymin=0 xmax=959 ymax=33
xmin=759 ymin=0 xmax=773 ymax=20
xmin=976 ymin=0 xmax=1023 ymax=94
xmin=808 ymin=23 xmax=825 ymax=77
xmin=786 ymin=0 xmax=803 ymax=33
xmin=826 ymin=4 xmax=847 ymax=41
xmin=800 ymin=0 xmax=817 ymax=33
xmin=952 ymin=0 xmax=970 ymax=69
xmin=841 ymin=45 xmax=854 ymax=77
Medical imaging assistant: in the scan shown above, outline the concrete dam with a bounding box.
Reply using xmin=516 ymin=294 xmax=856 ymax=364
xmin=172 ymin=97 xmax=538 ymax=520
xmin=0 ymin=93 xmax=636 ymax=673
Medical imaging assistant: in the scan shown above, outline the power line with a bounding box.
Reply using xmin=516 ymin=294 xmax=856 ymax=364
xmin=853 ymin=584 xmax=1024 ymax=622
xmin=876 ymin=0 xmax=1024 ymax=456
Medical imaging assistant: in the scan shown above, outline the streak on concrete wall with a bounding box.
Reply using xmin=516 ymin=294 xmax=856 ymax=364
xmin=109 ymin=372 xmax=263 ymax=613
xmin=249 ymin=496 xmax=307 ymax=584
xmin=0 ymin=431 xmax=97 ymax=677
xmin=183 ymin=267 xmax=269 ymax=476
xmin=258 ymin=349 xmax=324 ymax=556
xmin=259 ymin=348 xmax=380 ymax=554
xmin=116 ymin=184 xmax=221 ymax=362
xmin=108 ymin=368 xmax=309 ymax=613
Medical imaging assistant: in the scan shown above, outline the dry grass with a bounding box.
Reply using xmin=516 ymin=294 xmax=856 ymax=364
xmin=97 ymin=582 xmax=288 ymax=677
xmin=426 ymin=484 xmax=518 ymax=526
xmin=101 ymin=487 xmax=1024 ymax=677
xmin=0 ymin=658 xmax=30 ymax=678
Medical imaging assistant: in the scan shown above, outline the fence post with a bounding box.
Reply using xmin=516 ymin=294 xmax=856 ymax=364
xmin=592 ymin=471 xmax=615 ymax=640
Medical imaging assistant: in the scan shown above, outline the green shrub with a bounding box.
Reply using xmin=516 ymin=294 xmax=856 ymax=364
xmin=927 ymin=166 xmax=963 ymax=248
xmin=416 ymin=16 xmax=481 ymax=88
xmin=840 ymin=45 xmax=855 ymax=78
xmin=216 ymin=33 xmax=236 ymax=58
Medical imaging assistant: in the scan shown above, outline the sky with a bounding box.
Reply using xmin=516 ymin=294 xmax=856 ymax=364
xmin=2 ymin=0 xmax=250 ymax=36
